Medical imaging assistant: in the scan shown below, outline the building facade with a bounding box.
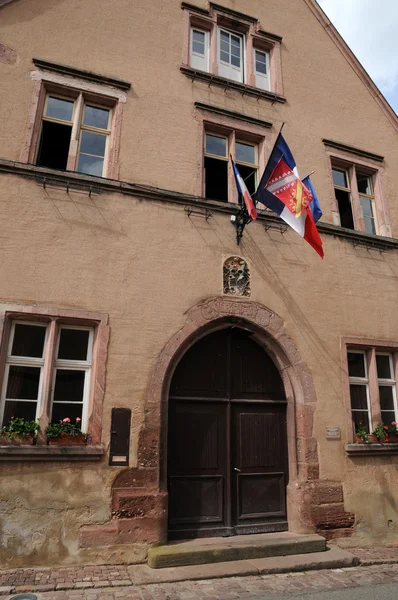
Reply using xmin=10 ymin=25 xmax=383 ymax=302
xmin=0 ymin=0 xmax=398 ymax=568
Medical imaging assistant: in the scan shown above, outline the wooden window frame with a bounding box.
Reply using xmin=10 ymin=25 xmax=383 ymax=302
xmin=36 ymin=92 xmax=113 ymax=177
xmin=203 ymin=126 xmax=261 ymax=202
xmin=328 ymin=152 xmax=389 ymax=236
xmin=342 ymin=339 xmax=398 ymax=442
xmin=0 ymin=305 xmax=109 ymax=445
xmin=21 ymin=67 xmax=128 ymax=180
xmin=190 ymin=27 xmax=210 ymax=72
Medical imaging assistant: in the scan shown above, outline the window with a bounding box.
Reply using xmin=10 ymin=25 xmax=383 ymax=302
xmin=184 ymin=5 xmax=283 ymax=96
xmin=254 ymin=49 xmax=270 ymax=91
xmin=235 ymin=141 xmax=258 ymax=198
xmin=190 ymin=28 xmax=209 ymax=71
xmin=0 ymin=319 xmax=95 ymax=431
xmin=332 ymin=168 xmax=354 ymax=230
xmin=357 ymin=173 xmax=376 ymax=234
xmin=376 ymin=353 xmax=397 ymax=425
xmin=36 ymin=94 xmax=112 ymax=177
xmin=204 ymin=133 xmax=229 ymax=202
xmin=218 ymin=28 xmax=244 ymax=82
xmin=347 ymin=351 xmax=371 ymax=432
xmin=204 ymin=130 xmax=260 ymax=203
xmin=346 ymin=346 xmax=398 ymax=437
xmin=332 ymin=164 xmax=379 ymax=234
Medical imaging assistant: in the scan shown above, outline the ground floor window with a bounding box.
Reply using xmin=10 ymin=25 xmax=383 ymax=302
xmin=346 ymin=344 xmax=398 ymax=437
xmin=0 ymin=306 xmax=108 ymax=441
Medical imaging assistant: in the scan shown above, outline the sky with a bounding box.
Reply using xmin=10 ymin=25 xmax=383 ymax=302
xmin=317 ymin=0 xmax=398 ymax=113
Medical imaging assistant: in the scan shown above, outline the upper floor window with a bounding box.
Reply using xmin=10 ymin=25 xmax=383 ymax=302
xmin=190 ymin=28 xmax=209 ymax=71
xmin=332 ymin=163 xmax=378 ymax=235
xmin=254 ymin=49 xmax=270 ymax=91
xmin=218 ymin=28 xmax=244 ymax=82
xmin=36 ymin=94 xmax=112 ymax=177
xmin=183 ymin=4 xmax=282 ymax=96
xmin=204 ymin=130 xmax=259 ymax=203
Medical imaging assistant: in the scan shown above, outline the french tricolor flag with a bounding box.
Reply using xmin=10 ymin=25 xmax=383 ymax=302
xmin=256 ymin=133 xmax=324 ymax=259
xmin=231 ymin=158 xmax=257 ymax=221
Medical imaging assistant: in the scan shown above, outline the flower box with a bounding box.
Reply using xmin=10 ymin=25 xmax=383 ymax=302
xmin=48 ymin=433 xmax=87 ymax=446
xmin=0 ymin=433 xmax=35 ymax=445
xmin=386 ymin=434 xmax=398 ymax=443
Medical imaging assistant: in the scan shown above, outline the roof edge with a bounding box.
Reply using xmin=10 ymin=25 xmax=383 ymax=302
xmin=304 ymin=0 xmax=398 ymax=132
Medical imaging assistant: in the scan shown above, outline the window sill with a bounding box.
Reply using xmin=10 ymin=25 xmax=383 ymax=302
xmin=180 ymin=66 xmax=286 ymax=103
xmin=0 ymin=444 xmax=104 ymax=461
xmin=346 ymin=443 xmax=398 ymax=456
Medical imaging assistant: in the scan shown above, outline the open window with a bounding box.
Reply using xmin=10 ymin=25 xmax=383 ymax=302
xmin=35 ymin=93 xmax=112 ymax=177
xmin=204 ymin=132 xmax=229 ymax=202
xmin=332 ymin=167 xmax=354 ymax=230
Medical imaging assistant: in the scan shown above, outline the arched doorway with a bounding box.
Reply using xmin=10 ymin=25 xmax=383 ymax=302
xmin=167 ymin=327 xmax=288 ymax=540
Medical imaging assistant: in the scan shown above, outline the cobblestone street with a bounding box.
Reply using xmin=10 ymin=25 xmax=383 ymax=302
xmin=1 ymin=556 xmax=398 ymax=600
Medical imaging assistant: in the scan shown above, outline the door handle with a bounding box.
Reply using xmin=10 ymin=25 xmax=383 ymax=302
xmin=234 ymin=467 xmax=241 ymax=472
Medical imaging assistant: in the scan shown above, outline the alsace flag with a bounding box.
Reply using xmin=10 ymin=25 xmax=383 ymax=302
xmin=265 ymin=158 xmax=312 ymax=218
xmin=256 ymin=134 xmax=324 ymax=258
xmin=231 ymin=158 xmax=257 ymax=220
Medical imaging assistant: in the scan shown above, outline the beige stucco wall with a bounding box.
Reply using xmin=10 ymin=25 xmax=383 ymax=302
xmin=1 ymin=0 xmax=398 ymax=567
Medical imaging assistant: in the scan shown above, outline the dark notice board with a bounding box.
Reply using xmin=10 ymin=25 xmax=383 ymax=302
xmin=109 ymin=408 xmax=131 ymax=466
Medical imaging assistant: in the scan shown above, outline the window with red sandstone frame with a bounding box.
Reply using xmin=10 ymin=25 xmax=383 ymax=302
xmin=0 ymin=319 xmax=96 ymax=432
xmin=184 ymin=4 xmax=281 ymax=94
xmin=347 ymin=348 xmax=398 ymax=436
xmin=36 ymin=94 xmax=112 ymax=177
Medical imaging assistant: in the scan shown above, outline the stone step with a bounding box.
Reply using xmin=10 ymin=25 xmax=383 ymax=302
xmin=138 ymin=547 xmax=356 ymax=582
xmin=147 ymin=532 xmax=327 ymax=569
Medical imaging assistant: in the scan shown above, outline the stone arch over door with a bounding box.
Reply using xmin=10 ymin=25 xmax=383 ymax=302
xmin=80 ymin=298 xmax=354 ymax=550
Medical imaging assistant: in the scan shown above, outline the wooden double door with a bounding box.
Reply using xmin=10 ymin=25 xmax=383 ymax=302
xmin=168 ymin=328 xmax=288 ymax=539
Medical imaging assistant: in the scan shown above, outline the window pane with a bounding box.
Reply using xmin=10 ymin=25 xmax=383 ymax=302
xmin=360 ymin=196 xmax=374 ymax=218
xmin=53 ymin=369 xmax=85 ymax=402
xmin=3 ymin=400 xmax=37 ymax=425
xmin=356 ymin=173 xmax=372 ymax=195
xmin=352 ymin=411 xmax=370 ymax=433
xmin=11 ymin=324 xmax=46 ymax=358
xmin=349 ymin=384 xmax=368 ymax=410
xmin=364 ymin=216 xmax=376 ymax=235
xmin=192 ymin=30 xmax=205 ymax=54
xmin=348 ymin=352 xmax=366 ymax=378
xmin=381 ymin=411 xmax=396 ymax=427
xmin=255 ymin=51 xmax=267 ymax=74
xmin=205 ymin=134 xmax=227 ymax=157
xmin=332 ymin=168 xmax=347 ymax=188
xmin=46 ymin=97 xmax=74 ymax=121
xmin=379 ymin=386 xmax=395 ymax=411
xmin=58 ymin=329 xmax=90 ymax=361
xmin=236 ymin=142 xmax=255 ymax=165
xmin=77 ymin=154 xmax=104 ymax=176
xmin=83 ymin=105 xmax=110 ymax=130
xmin=6 ymin=366 xmax=41 ymax=400
xmin=220 ymin=50 xmax=230 ymax=63
xmin=80 ymin=130 xmax=107 ymax=157
xmin=376 ymin=354 xmax=392 ymax=379
xmin=231 ymin=54 xmax=240 ymax=67
xmin=52 ymin=402 xmax=83 ymax=424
